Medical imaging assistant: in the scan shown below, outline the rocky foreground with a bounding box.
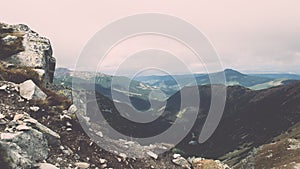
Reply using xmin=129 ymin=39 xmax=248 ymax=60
xmin=0 ymin=80 xmax=231 ymax=169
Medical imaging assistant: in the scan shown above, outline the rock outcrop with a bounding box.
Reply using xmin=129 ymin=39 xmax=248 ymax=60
xmin=0 ymin=23 xmax=56 ymax=83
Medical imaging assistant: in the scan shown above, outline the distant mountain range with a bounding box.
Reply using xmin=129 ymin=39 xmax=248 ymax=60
xmin=135 ymin=68 xmax=300 ymax=92
xmin=54 ymin=68 xmax=300 ymax=103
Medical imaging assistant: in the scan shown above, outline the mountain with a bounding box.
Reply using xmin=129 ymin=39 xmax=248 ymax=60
xmin=54 ymin=68 xmax=159 ymax=98
xmin=163 ymin=81 xmax=300 ymax=167
xmin=251 ymin=73 xmax=300 ymax=80
xmin=134 ymin=69 xmax=299 ymax=98
xmin=54 ymin=68 xmax=167 ymax=110
xmin=80 ymin=77 xmax=300 ymax=168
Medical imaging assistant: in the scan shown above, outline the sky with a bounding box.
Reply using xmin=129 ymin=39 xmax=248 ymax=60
xmin=1 ymin=0 xmax=300 ymax=75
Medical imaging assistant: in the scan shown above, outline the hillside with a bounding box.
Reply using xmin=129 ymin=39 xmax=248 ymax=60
xmin=164 ymin=82 xmax=300 ymax=168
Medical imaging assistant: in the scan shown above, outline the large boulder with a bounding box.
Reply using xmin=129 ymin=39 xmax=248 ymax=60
xmin=18 ymin=80 xmax=47 ymax=100
xmin=0 ymin=129 xmax=48 ymax=169
xmin=0 ymin=22 xmax=56 ymax=83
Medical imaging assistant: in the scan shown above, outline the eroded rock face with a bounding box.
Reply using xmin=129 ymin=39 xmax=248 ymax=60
xmin=0 ymin=22 xmax=56 ymax=83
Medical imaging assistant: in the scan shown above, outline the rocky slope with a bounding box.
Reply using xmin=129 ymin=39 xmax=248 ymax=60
xmin=164 ymin=82 xmax=300 ymax=168
xmin=0 ymin=80 xmax=230 ymax=169
xmin=234 ymin=122 xmax=300 ymax=168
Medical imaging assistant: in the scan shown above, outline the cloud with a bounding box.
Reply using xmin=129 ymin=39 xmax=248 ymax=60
xmin=1 ymin=0 xmax=300 ymax=74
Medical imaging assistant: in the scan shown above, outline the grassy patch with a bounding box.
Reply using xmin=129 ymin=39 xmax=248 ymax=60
xmin=0 ymin=62 xmax=71 ymax=110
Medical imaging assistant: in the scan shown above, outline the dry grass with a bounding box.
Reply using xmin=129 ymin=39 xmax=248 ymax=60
xmin=0 ymin=62 xmax=71 ymax=110
xmin=0 ymin=62 xmax=42 ymax=85
xmin=0 ymin=30 xmax=25 ymax=59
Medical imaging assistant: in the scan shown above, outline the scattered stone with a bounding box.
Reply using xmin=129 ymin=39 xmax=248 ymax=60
xmin=62 ymin=110 xmax=68 ymax=114
xmin=35 ymin=121 xmax=60 ymax=145
xmin=60 ymin=114 xmax=72 ymax=120
xmin=68 ymin=104 xmax=77 ymax=114
xmin=117 ymin=158 xmax=122 ymax=162
xmin=57 ymin=157 xmax=63 ymax=161
xmin=100 ymin=163 xmax=107 ymax=169
xmin=66 ymin=121 xmax=72 ymax=127
xmin=18 ymin=80 xmax=47 ymax=100
xmin=0 ymin=84 xmax=7 ymax=90
xmin=172 ymin=157 xmax=191 ymax=169
xmin=0 ymin=119 xmax=7 ymax=125
xmin=23 ymin=118 xmax=38 ymax=124
xmin=119 ymin=153 xmax=127 ymax=160
xmin=62 ymin=149 xmax=73 ymax=156
xmin=30 ymin=106 xmax=40 ymax=112
xmin=0 ymin=113 xmax=5 ymax=119
xmin=38 ymin=163 xmax=59 ymax=169
xmin=124 ymin=141 xmax=135 ymax=145
xmin=173 ymin=153 xmax=181 ymax=159
xmin=75 ymin=162 xmax=90 ymax=169
xmin=16 ymin=124 xmax=31 ymax=131
xmin=147 ymin=151 xmax=158 ymax=160
xmin=99 ymin=158 xmax=107 ymax=164
xmin=13 ymin=113 xmax=25 ymax=121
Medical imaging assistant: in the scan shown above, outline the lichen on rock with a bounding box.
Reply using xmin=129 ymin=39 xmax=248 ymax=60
xmin=0 ymin=22 xmax=56 ymax=84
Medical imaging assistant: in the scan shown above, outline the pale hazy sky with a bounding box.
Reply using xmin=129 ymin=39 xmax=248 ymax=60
xmin=1 ymin=0 xmax=300 ymax=74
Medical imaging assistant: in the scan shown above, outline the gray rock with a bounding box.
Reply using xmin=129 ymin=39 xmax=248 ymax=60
xmin=172 ymin=157 xmax=191 ymax=169
xmin=29 ymin=106 xmax=40 ymax=112
xmin=8 ymin=129 xmax=48 ymax=161
xmin=75 ymin=162 xmax=90 ymax=169
xmin=38 ymin=163 xmax=59 ymax=169
xmin=0 ymin=113 xmax=5 ymax=119
xmin=0 ymin=128 xmax=48 ymax=169
xmin=35 ymin=121 xmax=60 ymax=145
xmin=173 ymin=153 xmax=181 ymax=159
xmin=99 ymin=158 xmax=107 ymax=164
xmin=13 ymin=113 xmax=25 ymax=121
xmin=16 ymin=124 xmax=31 ymax=131
xmin=18 ymin=80 xmax=47 ymax=100
xmin=0 ymin=23 xmax=56 ymax=83
xmin=23 ymin=118 xmax=38 ymax=124
xmin=68 ymin=104 xmax=78 ymax=114
xmin=147 ymin=151 xmax=158 ymax=160
xmin=0 ymin=141 xmax=33 ymax=169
